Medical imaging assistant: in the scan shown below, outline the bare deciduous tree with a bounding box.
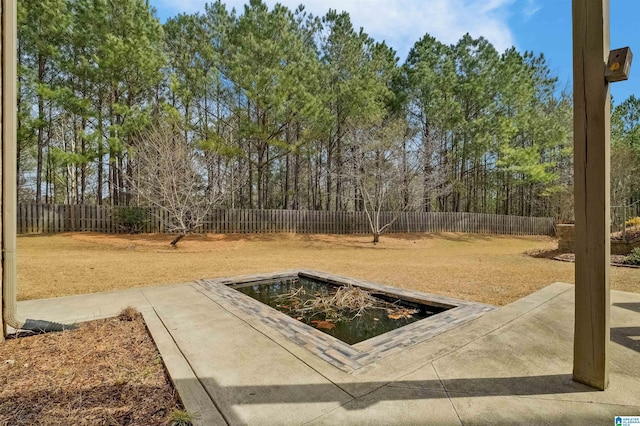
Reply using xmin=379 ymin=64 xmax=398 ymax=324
xmin=345 ymin=119 xmax=418 ymax=243
xmin=611 ymin=143 xmax=640 ymax=207
xmin=129 ymin=121 xmax=223 ymax=246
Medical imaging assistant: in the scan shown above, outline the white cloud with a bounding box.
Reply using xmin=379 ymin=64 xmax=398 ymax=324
xmin=523 ymin=0 xmax=541 ymax=19
xmin=154 ymin=0 xmax=518 ymax=61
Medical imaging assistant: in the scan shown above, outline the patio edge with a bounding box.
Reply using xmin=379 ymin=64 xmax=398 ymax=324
xmin=141 ymin=307 xmax=227 ymax=426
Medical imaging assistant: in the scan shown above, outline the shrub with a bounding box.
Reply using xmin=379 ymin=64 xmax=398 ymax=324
xmin=624 ymin=247 xmax=640 ymax=265
xmin=625 ymin=216 xmax=640 ymax=228
xmin=113 ymin=206 xmax=148 ymax=234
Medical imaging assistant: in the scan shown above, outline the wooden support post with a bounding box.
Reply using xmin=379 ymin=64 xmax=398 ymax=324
xmin=0 ymin=0 xmax=4 ymax=341
xmin=572 ymin=0 xmax=611 ymax=390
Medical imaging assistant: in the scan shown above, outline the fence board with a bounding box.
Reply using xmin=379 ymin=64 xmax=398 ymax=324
xmin=15 ymin=203 xmax=555 ymax=237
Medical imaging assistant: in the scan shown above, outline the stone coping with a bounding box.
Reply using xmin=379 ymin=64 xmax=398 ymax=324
xmin=197 ymin=270 xmax=495 ymax=372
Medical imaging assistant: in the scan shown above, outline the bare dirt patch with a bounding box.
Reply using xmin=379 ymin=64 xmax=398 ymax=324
xmin=69 ymin=232 xmax=251 ymax=252
xmin=0 ymin=310 xmax=184 ymax=425
xmin=17 ymin=232 xmax=640 ymax=306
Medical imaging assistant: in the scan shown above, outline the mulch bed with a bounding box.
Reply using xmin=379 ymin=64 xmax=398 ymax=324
xmin=553 ymin=253 xmax=640 ymax=269
xmin=611 ymin=226 xmax=640 ymax=243
xmin=0 ymin=309 xmax=185 ymax=425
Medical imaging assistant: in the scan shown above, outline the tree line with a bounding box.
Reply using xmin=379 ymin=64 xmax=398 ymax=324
xmin=611 ymin=94 xmax=640 ymax=210
xmin=16 ymin=0 xmax=640 ymax=219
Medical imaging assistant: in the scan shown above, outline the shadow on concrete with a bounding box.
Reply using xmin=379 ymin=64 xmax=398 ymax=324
xmin=613 ymin=302 xmax=640 ymax=314
xmin=612 ymin=303 xmax=640 ymax=353
xmin=611 ymin=327 xmax=640 ymax=353
xmin=193 ymin=374 xmax=594 ymax=417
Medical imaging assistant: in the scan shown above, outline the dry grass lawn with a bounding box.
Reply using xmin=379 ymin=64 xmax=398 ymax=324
xmin=17 ymin=232 xmax=640 ymax=306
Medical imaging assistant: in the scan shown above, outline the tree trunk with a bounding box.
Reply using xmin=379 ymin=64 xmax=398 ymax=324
xmin=283 ymin=126 xmax=290 ymax=209
xmin=170 ymin=233 xmax=186 ymax=247
xmin=325 ymin=139 xmax=332 ymax=211
xmin=248 ymin=145 xmax=253 ymax=208
xmin=335 ymin=136 xmax=342 ymax=211
xmin=80 ymin=116 xmax=87 ymax=203
xmin=314 ymin=151 xmax=321 ymax=210
xmin=293 ymin=151 xmax=300 ymax=210
xmin=97 ymin=104 xmax=103 ymax=205
xmin=118 ymin=155 xmax=125 ymax=205
xmin=264 ymin=147 xmax=270 ymax=209
xmin=36 ymin=97 xmax=44 ymax=203
xmin=257 ymin=147 xmax=265 ymax=210
xmin=35 ymin=54 xmax=47 ymax=204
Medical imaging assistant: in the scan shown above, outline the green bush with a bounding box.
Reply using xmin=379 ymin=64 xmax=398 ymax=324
xmin=113 ymin=206 xmax=148 ymax=234
xmin=624 ymin=247 xmax=640 ymax=265
xmin=625 ymin=216 xmax=640 ymax=228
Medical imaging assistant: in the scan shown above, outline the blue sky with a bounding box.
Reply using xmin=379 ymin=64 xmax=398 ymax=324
xmin=151 ymin=0 xmax=638 ymax=104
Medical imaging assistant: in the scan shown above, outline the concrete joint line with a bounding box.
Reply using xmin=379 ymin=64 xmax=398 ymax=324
xmin=141 ymin=304 xmax=229 ymax=426
xmin=432 ymin=363 xmax=464 ymax=426
xmin=430 ymin=286 xmax=574 ymax=365
xmin=506 ymin=394 xmax=640 ymax=409
xmin=610 ymin=360 xmax=640 ymax=380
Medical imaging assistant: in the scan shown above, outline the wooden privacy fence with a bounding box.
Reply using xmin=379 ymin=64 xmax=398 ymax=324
xmin=17 ymin=204 xmax=556 ymax=236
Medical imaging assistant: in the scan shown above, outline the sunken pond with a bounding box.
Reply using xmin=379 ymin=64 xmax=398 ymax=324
xmin=231 ymin=275 xmax=452 ymax=345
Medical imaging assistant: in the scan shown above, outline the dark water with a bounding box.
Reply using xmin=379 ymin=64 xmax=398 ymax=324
xmin=232 ymin=277 xmax=449 ymax=345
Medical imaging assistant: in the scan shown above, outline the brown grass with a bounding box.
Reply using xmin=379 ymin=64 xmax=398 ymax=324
xmin=16 ymin=232 xmax=640 ymax=306
xmin=0 ymin=310 xmax=183 ymax=425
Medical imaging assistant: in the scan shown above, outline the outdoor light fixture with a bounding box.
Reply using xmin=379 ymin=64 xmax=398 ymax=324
xmin=605 ymin=47 xmax=633 ymax=82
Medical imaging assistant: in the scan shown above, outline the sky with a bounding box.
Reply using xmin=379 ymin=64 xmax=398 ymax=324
xmin=151 ymin=0 xmax=639 ymax=104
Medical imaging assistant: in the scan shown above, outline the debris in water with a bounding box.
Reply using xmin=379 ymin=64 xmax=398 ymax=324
xmin=274 ymin=283 xmax=418 ymax=324
xmin=311 ymin=320 xmax=336 ymax=330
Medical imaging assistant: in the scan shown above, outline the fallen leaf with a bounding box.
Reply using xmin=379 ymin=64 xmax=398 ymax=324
xmin=313 ymin=320 xmax=336 ymax=330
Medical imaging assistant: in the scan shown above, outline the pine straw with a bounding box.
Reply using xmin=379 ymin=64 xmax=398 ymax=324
xmin=0 ymin=310 xmax=183 ymax=425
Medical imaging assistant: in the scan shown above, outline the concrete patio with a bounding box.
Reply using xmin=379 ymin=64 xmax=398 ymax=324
xmin=17 ymin=278 xmax=640 ymax=425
